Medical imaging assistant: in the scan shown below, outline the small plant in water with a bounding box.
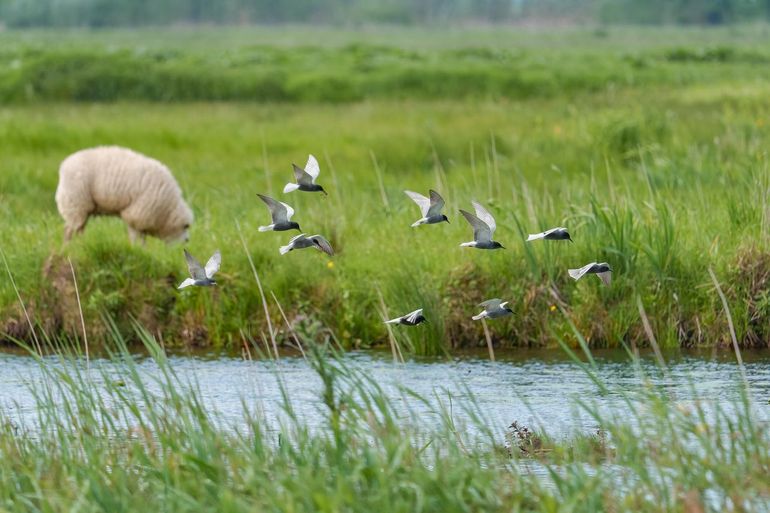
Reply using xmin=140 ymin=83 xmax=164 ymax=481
xmin=505 ymin=420 xmax=544 ymax=456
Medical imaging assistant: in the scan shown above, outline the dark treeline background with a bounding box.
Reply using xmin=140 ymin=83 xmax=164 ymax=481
xmin=1 ymin=0 xmax=769 ymax=27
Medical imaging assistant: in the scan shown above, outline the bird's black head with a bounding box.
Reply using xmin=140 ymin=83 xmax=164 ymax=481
xmin=566 ymin=233 xmax=573 ymax=243
xmin=416 ymin=315 xmax=427 ymax=324
xmin=505 ymin=307 xmax=513 ymax=314
xmin=290 ymin=222 xmax=301 ymax=231
xmin=319 ymin=186 xmax=328 ymax=196
xmin=492 ymin=241 xmax=505 ymax=249
xmin=442 ymin=215 xmax=450 ymax=224
xmin=210 ymin=279 xmax=217 ymax=286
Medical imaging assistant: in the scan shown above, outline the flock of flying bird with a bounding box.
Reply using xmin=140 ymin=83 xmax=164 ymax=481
xmin=177 ymin=154 xmax=613 ymax=328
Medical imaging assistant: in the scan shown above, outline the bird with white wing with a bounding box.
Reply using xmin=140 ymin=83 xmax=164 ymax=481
xmin=568 ymin=262 xmax=612 ymax=286
xmin=384 ymin=308 xmax=427 ymax=326
xmin=178 ymin=249 xmax=221 ymax=289
xmin=257 ymin=194 xmax=300 ymax=232
xmin=527 ymin=227 xmax=572 ymax=242
xmin=283 ymin=154 xmax=327 ymax=195
xmin=404 ymin=189 xmax=449 ymax=227
xmin=472 ymin=299 xmax=513 ymax=321
xmin=279 ymin=234 xmax=334 ymax=256
xmin=459 ymin=201 xmax=504 ymax=250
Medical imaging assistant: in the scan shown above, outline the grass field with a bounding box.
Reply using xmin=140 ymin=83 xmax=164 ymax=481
xmin=2 ymin=26 xmax=770 ymax=352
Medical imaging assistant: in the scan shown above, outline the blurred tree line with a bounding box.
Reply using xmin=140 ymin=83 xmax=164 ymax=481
xmin=1 ymin=0 xmax=768 ymax=27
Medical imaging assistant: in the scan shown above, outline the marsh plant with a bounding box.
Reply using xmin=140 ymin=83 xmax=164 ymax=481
xmin=0 ymin=323 xmax=767 ymax=512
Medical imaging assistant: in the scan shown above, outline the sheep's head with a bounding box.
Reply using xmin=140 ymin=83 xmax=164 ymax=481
xmin=160 ymin=200 xmax=194 ymax=243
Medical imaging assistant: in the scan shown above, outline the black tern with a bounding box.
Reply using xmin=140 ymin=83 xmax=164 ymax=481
xmin=178 ymin=249 xmax=221 ymax=289
xmin=460 ymin=201 xmax=504 ymax=250
xmin=257 ymin=194 xmax=300 ymax=232
xmin=404 ymin=189 xmax=449 ymax=227
xmin=280 ymin=233 xmax=334 ymax=256
xmin=472 ymin=299 xmax=513 ymax=320
xmin=283 ymin=154 xmax=327 ymax=195
xmin=384 ymin=308 xmax=426 ymax=326
xmin=527 ymin=227 xmax=572 ymax=242
xmin=568 ymin=262 xmax=612 ymax=286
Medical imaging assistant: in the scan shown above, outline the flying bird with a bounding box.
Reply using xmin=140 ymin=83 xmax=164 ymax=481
xmin=527 ymin=227 xmax=572 ymax=242
xmin=283 ymin=154 xmax=327 ymax=195
xmin=178 ymin=249 xmax=221 ymax=289
xmin=384 ymin=308 xmax=426 ymax=326
xmin=257 ymin=194 xmax=300 ymax=232
xmin=459 ymin=201 xmax=504 ymax=249
xmin=404 ymin=189 xmax=449 ymax=227
xmin=279 ymin=234 xmax=334 ymax=256
xmin=568 ymin=262 xmax=612 ymax=286
xmin=472 ymin=299 xmax=513 ymax=320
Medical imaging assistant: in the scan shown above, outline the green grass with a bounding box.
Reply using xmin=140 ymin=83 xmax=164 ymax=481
xmin=3 ymin=25 xmax=770 ymax=103
xmin=0 ymin=328 xmax=768 ymax=512
xmin=2 ymin=26 xmax=770 ymax=352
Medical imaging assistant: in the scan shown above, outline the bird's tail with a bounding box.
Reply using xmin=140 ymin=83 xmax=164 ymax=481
xmin=258 ymin=225 xmax=272 ymax=232
xmin=279 ymin=244 xmax=293 ymax=255
xmin=177 ymin=278 xmax=195 ymax=290
xmin=568 ymin=269 xmax=582 ymax=280
xmin=472 ymin=313 xmax=485 ymax=321
xmin=283 ymin=183 xmax=300 ymax=193
xmin=526 ymin=234 xmax=542 ymax=241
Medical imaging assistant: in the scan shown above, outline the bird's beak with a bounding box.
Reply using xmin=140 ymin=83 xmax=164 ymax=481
xmin=568 ymin=238 xmax=573 ymax=243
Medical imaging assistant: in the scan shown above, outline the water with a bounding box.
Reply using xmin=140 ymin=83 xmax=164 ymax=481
xmin=1 ymin=347 xmax=769 ymax=438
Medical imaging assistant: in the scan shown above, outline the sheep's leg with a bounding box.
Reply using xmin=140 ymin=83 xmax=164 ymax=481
xmin=127 ymin=227 xmax=147 ymax=246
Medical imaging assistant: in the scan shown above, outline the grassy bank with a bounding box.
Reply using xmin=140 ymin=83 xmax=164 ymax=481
xmin=2 ymin=27 xmax=770 ymax=352
xmin=0 ymin=332 xmax=767 ymax=512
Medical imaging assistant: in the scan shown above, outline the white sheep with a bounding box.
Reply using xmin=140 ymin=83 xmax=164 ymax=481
xmin=55 ymin=146 xmax=193 ymax=244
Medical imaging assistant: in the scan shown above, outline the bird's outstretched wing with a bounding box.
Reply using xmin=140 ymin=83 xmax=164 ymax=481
xmin=479 ymin=298 xmax=503 ymax=310
xmin=258 ymin=194 xmax=294 ymax=223
xmin=568 ymin=262 xmax=597 ymax=281
xmin=405 ymin=308 xmax=423 ymax=323
xmin=405 ymin=190 xmax=431 ymax=217
xmin=286 ymin=233 xmax=307 ymax=245
xmin=177 ymin=278 xmax=196 ymax=290
xmin=527 ymin=227 xmax=564 ymax=241
xmin=427 ymin=190 xmax=445 ymax=218
xmin=460 ymin=209 xmax=492 ymax=243
xmin=204 ymin=250 xmax=221 ymax=279
xmin=309 ymin=235 xmax=334 ymax=256
xmin=472 ymin=201 xmax=496 ymax=235
xmin=526 ymin=232 xmax=547 ymax=241
xmin=304 ymin=154 xmax=321 ymax=182
xmin=596 ymin=271 xmax=612 ymax=286
xmin=292 ymin=164 xmax=313 ymax=185
xmin=184 ymin=249 xmax=206 ymax=280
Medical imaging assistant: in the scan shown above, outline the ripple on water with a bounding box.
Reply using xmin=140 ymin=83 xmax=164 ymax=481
xmin=0 ymin=349 xmax=768 ymax=438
